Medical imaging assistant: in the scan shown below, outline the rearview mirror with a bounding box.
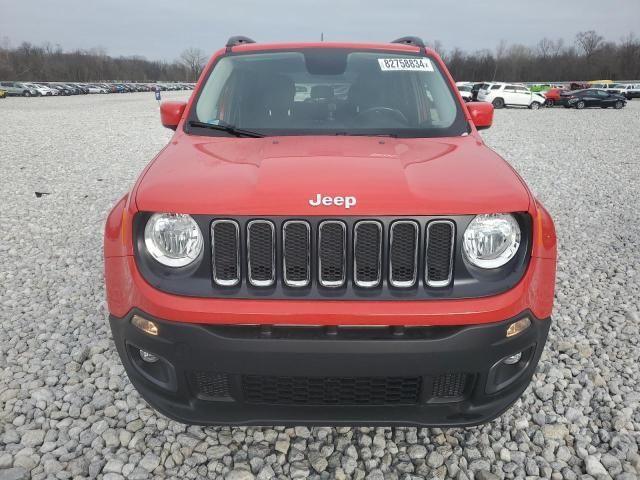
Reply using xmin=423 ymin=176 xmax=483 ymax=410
xmin=160 ymin=101 xmax=187 ymax=130
xmin=466 ymin=102 xmax=494 ymax=130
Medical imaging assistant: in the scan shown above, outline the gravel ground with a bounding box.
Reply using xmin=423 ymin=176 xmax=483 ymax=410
xmin=1 ymin=93 xmax=639 ymax=480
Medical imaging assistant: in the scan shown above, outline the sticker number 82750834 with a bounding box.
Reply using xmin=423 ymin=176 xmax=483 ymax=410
xmin=378 ymin=58 xmax=434 ymax=71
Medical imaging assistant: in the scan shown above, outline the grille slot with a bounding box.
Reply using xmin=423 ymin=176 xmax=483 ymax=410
xmin=192 ymin=371 xmax=232 ymax=400
xmin=431 ymin=372 xmax=468 ymax=399
xmin=242 ymin=375 xmax=421 ymax=405
xmin=425 ymin=220 xmax=455 ymax=287
xmin=389 ymin=221 xmax=419 ymax=287
xmin=247 ymin=220 xmax=275 ymax=287
xmin=318 ymin=221 xmax=347 ymax=287
xmin=354 ymin=221 xmax=382 ymax=287
xmin=211 ymin=220 xmax=240 ymax=286
xmin=283 ymin=221 xmax=311 ymax=287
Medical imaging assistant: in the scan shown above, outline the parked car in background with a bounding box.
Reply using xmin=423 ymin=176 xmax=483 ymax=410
xmin=560 ymin=89 xmax=626 ymax=109
xmin=616 ymin=84 xmax=640 ymax=100
xmin=457 ymin=84 xmax=472 ymax=102
xmin=470 ymin=82 xmax=490 ymax=101
xmin=0 ymin=88 xmax=7 ymax=99
xmin=49 ymin=84 xmax=73 ymax=96
xmin=529 ymin=84 xmax=550 ymax=93
xmin=24 ymin=83 xmax=55 ymax=96
xmin=569 ymin=82 xmax=589 ymax=91
xmin=477 ymin=82 xmax=546 ymax=109
xmin=61 ymin=84 xmax=81 ymax=95
xmin=589 ymin=83 xmax=623 ymax=94
xmin=0 ymin=81 xmax=38 ymax=97
xmin=35 ymin=83 xmax=59 ymax=95
xmin=543 ymin=88 xmax=562 ymax=106
xmin=86 ymin=84 xmax=108 ymax=94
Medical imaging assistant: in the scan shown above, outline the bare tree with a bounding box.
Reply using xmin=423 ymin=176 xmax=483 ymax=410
xmin=575 ymin=30 xmax=604 ymax=57
xmin=492 ymin=40 xmax=507 ymax=80
xmin=180 ymin=48 xmax=207 ymax=81
xmin=537 ymin=37 xmax=554 ymax=58
xmin=550 ymin=38 xmax=565 ymax=57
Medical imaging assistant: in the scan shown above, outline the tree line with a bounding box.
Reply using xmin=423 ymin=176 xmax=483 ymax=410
xmin=1 ymin=31 xmax=639 ymax=83
xmin=0 ymin=40 xmax=205 ymax=82
xmin=441 ymin=31 xmax=640 ymax=82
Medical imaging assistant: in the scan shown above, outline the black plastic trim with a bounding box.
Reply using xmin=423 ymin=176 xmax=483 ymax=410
xmin=109 ymin=309 xmax=550 ymax=426
xmin=132 ymin=213 xmax=532 ymax=300
xmin=391 ymin=36 xmax=426 ymax=48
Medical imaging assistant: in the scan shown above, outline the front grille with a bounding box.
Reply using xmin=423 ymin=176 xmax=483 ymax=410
xmin=242 ymin=375 xmax=421 ymax=405
xmin=431 ymin=372 xmax=468 ymax=399
xmin=209 ymin=217 xmax=456 ymax=292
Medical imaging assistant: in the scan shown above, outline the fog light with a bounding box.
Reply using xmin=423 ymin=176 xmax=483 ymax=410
xmin=503 ymin=352 xmax=522 ymax=365
xmin=139 ymin=350 xmax=159 ymax=363
xmin=132 ymin=315 xmax=158 ymax=336
xmin=506 ymin=317 xmax=531 ymax=338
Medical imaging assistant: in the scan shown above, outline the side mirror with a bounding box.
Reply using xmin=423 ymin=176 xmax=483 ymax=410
xmin=160 ymin=101 xmax=187 ymax=130
xmin=467 ymin=102 xmax=494 ymax=130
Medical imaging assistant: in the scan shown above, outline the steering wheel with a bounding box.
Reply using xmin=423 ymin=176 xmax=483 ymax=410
xmin=357 ymin=107 xmax=409 ymax=125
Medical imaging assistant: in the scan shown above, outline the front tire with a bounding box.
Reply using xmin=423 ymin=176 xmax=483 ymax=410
xmin=576 ymin=101 xmax=585 ymax=110
xmin=492 ymin=97 xmax=505 ymax=109
xmin=614 ymin=101 xmax=624 ymax=109
xmin=545 ymin=99 xmax=554 ymax=107
xmin=23 ymin=91 xmax=31 ymax=97
xmin=529 ymin=101 xmax=541 ymax=110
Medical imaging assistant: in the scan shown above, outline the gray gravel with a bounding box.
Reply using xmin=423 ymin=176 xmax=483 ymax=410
xmin=1 ymin=93 xmax=639 ymax=479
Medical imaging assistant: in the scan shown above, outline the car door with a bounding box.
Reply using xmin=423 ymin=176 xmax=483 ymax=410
xmin=580 ymin=90 xmax=598 ymax=107
xmin=598 ymin=90 xmax=615 ymax=106
xmin=514 ymin=86 xmax=532 ymax=106
xmin=500 ymin=85 xmax=516 ymax=105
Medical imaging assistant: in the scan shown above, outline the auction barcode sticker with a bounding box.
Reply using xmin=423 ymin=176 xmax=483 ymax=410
xmin=378 ymin=58 xmax=434 ymax=71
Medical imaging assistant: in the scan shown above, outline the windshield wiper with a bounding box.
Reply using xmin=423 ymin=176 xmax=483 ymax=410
xmin=187 ymin=120 xmax=264 ymax=138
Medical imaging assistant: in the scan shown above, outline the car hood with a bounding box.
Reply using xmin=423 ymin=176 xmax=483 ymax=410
xmin=135 ymin=134 xmax=531 ymax=216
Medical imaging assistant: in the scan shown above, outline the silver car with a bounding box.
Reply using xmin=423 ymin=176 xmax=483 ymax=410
xmin=0 ymin=81 xmax=38 ymax=97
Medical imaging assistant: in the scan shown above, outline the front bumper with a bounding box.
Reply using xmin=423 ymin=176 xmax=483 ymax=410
xmin=110 ymin=310 xmax=550 ymax=426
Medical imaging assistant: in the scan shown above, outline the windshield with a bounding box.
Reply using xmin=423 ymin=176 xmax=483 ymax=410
xmin=190 ymin=49 xmax=466 ymax=137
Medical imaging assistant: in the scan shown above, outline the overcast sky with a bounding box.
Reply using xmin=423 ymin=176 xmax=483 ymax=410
xmin=2 ymin=0 xmax=639 ymax=61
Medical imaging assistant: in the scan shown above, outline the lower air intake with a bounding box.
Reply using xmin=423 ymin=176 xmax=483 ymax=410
xmin=191 ymin=371 xmax=232 ymax=400
xmin=431 ymin=372 xmax=468 ymax=399
xmin=242 ymin=375 xmax=421 ymax=405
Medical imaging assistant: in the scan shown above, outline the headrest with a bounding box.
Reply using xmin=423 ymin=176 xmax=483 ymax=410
xmin=310 ymin=85 xmax=334 ymax=100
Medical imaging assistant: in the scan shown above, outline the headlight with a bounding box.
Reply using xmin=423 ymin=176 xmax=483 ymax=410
xmin=144 ymin=213 xmax=203 ymax=267
xmin=463 ymin=214 xmax=521 ymax=269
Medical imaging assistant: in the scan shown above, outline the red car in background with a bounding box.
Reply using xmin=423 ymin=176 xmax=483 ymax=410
xmin=543 ymin=88 xmax=563 ymax=106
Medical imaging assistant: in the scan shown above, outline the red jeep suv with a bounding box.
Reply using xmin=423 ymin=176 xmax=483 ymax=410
xmin=104 ymin=36 xmax=556 ymax=426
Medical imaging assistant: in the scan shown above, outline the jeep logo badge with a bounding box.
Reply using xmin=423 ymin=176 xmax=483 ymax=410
xmin=309 ymin=194 xmax=357 ymax=209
